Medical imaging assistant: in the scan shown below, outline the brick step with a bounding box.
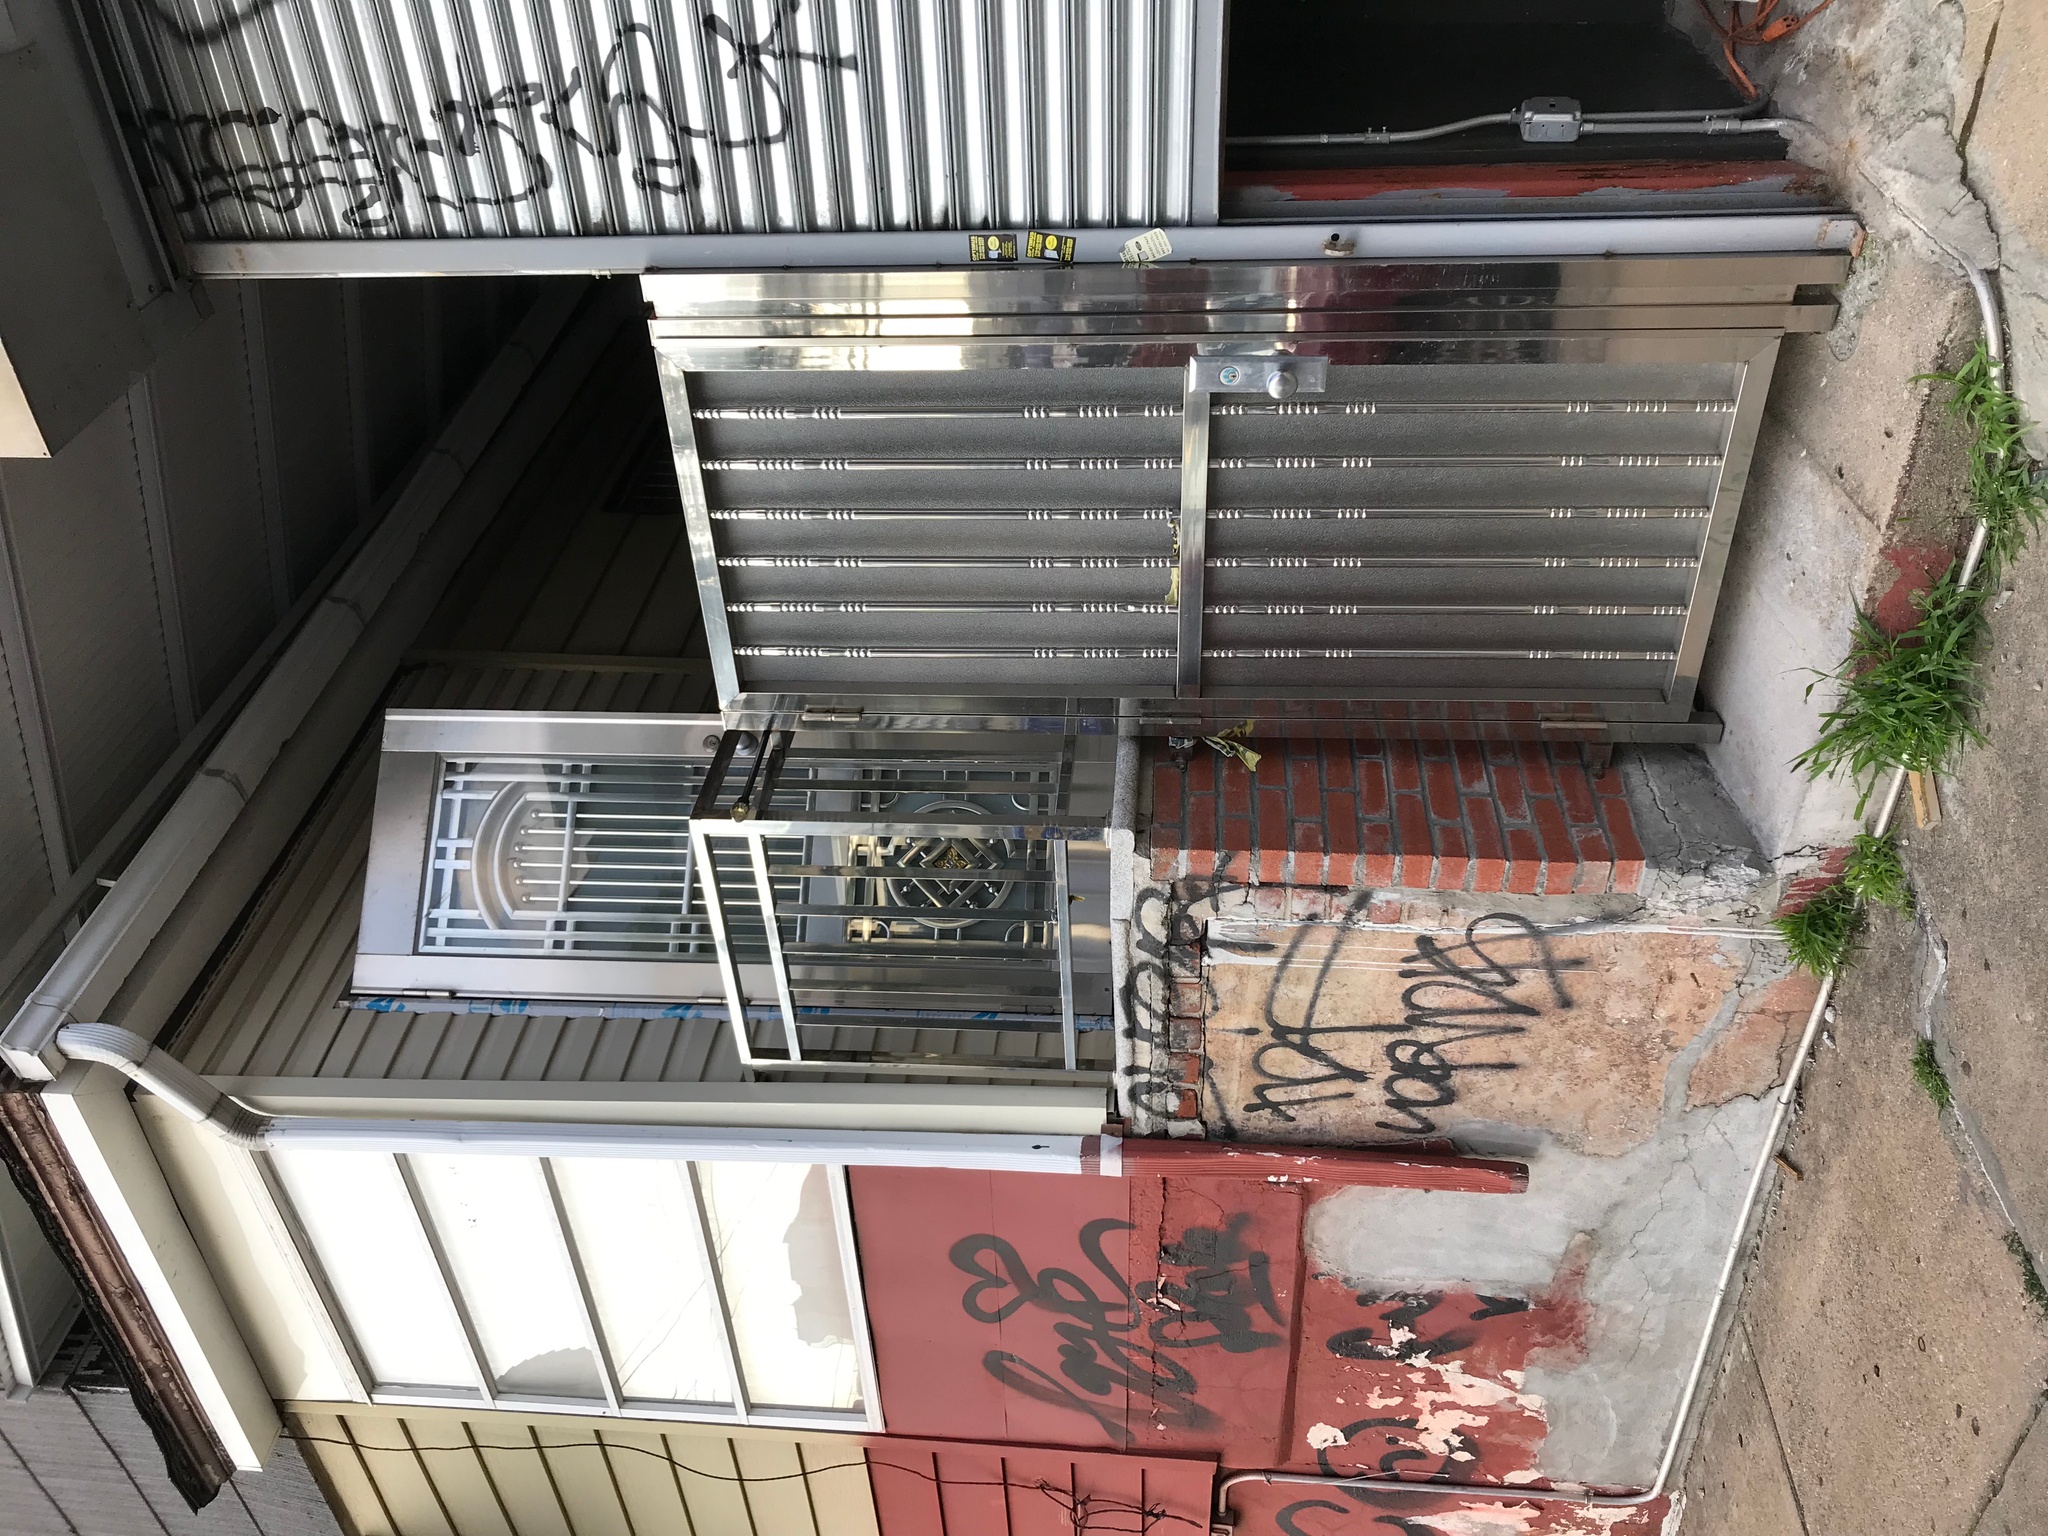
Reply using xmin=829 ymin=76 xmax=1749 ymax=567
xmin=1149 ymin=738 xmax=1646 ymax=896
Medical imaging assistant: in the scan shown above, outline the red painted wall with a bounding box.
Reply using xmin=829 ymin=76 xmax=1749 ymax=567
xmin=849 ymin=1167 xmax=1304 ymax=1468
xmin=851 ymin=1172 xmax=1675 ymax=1534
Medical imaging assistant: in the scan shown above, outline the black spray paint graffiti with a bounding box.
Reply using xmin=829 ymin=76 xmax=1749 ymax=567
xmin=1118 ymin=873 xmax=1263 ymax=1122
xmin=950 ymin=1213 xmax=1283 ymax=1445
xmin=1273 ymin=1415 xmax=1491 ymax=1536
xmin=1326 ymin=1290 xmax=1530 ymax=1365
xmin=136 ymin=2 xmax=856 ymax=230
xmin=1143 ymin=1211 xmax=1287 ymax=1356
xmin=1239 ymin=912 xmax=1584 ymax=1136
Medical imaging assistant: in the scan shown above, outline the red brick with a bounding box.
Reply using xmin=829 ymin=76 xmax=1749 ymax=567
xmin=1170 ymin=976 xmax=1206 ymax=1018
xmin=1150 ymin=847 xmax=1180 ymax=881
xmin=1222 ymin=814 xmax=1254 ymax=855
xmin=1356 ymin=755 xmax=1391 ymax=820
xmin=1491 ymin=761 xmax=1532 ymax=823
xmin=1256 ymin=788 xmax=1287 ymax=849
xmin=1169 ymin=1020 xmax=1204 ymax=1054
xmin=1531 ymin=797 xmax=1576 ymax=871
xmin=1325 ymin=792 xmax=1360 ymax=886
xmin=1504 ymin=828 xmax=1543 ymax=894
xmin=1368 ymin=898 xmax=1403 ymax=925
xmin=1293 ymin=820 xmax=1327 ymax=886
xmin=1394 ymin=793 xmax=1433 ymax=886
xmin=1570 ymin=826 xmax=1613 ymax=893
xmin=1465 ymin=797 xmax=1507 ymax=893
xmin=1485 ymin=739 xmax=1519 ymax=766
xmin=1422 ymin=759 xmax=1461 ymax=823
xmin=1453 ymin=740 xmax=1490 ymax=793
xmin=1324 ymin=745 xmax=1356 ymax=792
xmin=1389 ymin=742 xmax=1423 ymax=794
xmin=1257 ymin=846 xmax=1288 ymax=884
xmin=1186 ymin=844 xmax=1217 ymax=878
xmin=1152 ymin=763 xmax=1185 ymax=827
xmin=1251 ymin=884 xmax=1290 ymax=917
xmin=1515 ymin=741 xmax=1558 ymax=797
xmin=1171 ymin=1088 xmax=1199 ymax=1119
xmin=1254 ymin=746 xmax=1287 ymax=786
xmin=1555 ymin=762 xmax=1600 ymax=827
xmin=1361 ymin=821 xmax=1396 ymax=885
xmin=1287 ymin=751 xmax=1323 ymax=815
xmin=1216 ymin=851 xmax=1251 ymax=880
xmin=1601 ymin=794 xmax=1647 ymax=893
xmin=1289 ymin=887 xmax=1336 ymax=921
xmin=1185 ymin=789 xmax=1218 ymax=857
xmin=1186 ymin=751 xmax=1215 ymax=796
xmin=1221 ymin=764 xmax=1252 ymax=818
xmin=1433 ymin=824 xmax=1470 ymax=891
xmin=1589 ymin=760 xmax=1626 ymax=798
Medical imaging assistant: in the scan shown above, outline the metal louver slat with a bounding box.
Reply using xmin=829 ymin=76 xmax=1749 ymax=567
xmin=650 ymin=256 xmax=1830 ymax=738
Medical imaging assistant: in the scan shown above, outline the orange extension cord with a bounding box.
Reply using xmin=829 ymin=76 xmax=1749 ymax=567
xmin=1695 ymin=0 xmax=1839 ymax=98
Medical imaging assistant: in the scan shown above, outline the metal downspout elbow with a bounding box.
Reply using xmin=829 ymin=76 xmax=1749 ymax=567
xmin=54 ymin=1023 xmax=272 ymax=1148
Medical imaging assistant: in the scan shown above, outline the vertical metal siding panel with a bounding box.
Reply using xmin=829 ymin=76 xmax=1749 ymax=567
xmin=109 ymin=0 xmax=1204 ymax=239
xmin=0 ymin=631 xmax=56 ymax=941
xmin=148 ymin=297 xmax=279 ymax=711
xmin=0 ymin=398 xmax=181 ymax=856
xmin=262 ymin=281 xmax=368 ymax=594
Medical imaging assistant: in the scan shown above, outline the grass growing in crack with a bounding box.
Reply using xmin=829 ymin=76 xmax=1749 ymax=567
xmin=1918 ymin=345 xmax=2048 ymax=574
xmin=1911 ymin=1037 xmax=1953 ymax=1110
xmin=1794 ymin=564 xmax=1987 ymax=811
xmin=1775 ymin=882 xmax=1860 ymax=976
xmin=1842 ymin=831 xmax=1913 ymax=913
xmin=2006 ymin=1232 xmax=2048 ymax=1315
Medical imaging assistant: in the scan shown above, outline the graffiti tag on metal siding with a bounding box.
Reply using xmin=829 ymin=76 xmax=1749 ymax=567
xmin=133 ymin=3 xmax=856 ymax=231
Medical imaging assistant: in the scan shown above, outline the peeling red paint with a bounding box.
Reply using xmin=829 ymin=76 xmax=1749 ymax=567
xmin=1870 ymin=541 xmax=1960 ymax=637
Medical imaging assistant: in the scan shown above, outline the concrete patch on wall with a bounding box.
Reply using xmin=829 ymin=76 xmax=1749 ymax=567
xmin=1197 ymin=900 xmax=1811 ymax=1491
xmin=1300 ymin=1097 xmax=1774 ymax=1490
xmin=1201 ymin=900 xmax=1809 ymax=1155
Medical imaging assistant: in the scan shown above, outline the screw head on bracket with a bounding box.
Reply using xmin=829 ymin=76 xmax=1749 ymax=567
xmin=1266 ymin=369 xmax=1299 ymax=401
xmin=1216 ymin=364 xmax=1243 ymax=387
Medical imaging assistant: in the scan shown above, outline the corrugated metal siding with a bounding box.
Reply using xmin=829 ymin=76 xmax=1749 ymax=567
xmin=0 ymin=392 xmax=184 ymax=855
xmin=288 ymin=1406 xmax=879 ymax=1536
xmin=0 ymin=635 xmax=56 ymax=942
xmin=147 ymin=291 xmax=280 ymax=715
xmin=96 ymin=0 xmax=1217 ymax=242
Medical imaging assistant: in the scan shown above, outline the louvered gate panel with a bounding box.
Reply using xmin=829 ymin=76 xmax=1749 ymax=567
xmin=649 ymin=255 xmax=1844 ymax=738
xmin=1199 ymin=362 xmax=1733 ymax=698
xmin=693 ymin=370 xmax=1183 ymax=692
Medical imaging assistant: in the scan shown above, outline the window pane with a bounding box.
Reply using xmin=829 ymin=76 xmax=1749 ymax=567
xmin=408 ymin=1156 xmax=603 ymax=1399
xmin=699 ymin=1163 xmax=862 ymax=1411
xmin=269 ymin=1151 xmax=474 ymax=1391
xmin=552 ymin=1159 xmax=730 ymax=1405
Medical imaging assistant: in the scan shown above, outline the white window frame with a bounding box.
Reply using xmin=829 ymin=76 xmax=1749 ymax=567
xmin=262 ymin=1148 xmax=884 ymax=1434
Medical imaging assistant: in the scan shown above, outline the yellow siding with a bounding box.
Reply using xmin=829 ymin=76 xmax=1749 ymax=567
xmin=285 ymin=1405 xmax=878 ymax=1536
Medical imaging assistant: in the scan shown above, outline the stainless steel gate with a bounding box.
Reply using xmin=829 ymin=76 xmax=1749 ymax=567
xmin=648 ymin=254 xmax=1842 ymax=739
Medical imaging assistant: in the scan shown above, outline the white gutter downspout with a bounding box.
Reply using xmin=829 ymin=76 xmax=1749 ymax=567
xmin=0 ymin=283 xmax=584 ymax=1083
xmin=1215 ymin=269 xmax=2011 ymax=1527
xmin=54 ymin=1022 xmax=1114 ymax=1170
